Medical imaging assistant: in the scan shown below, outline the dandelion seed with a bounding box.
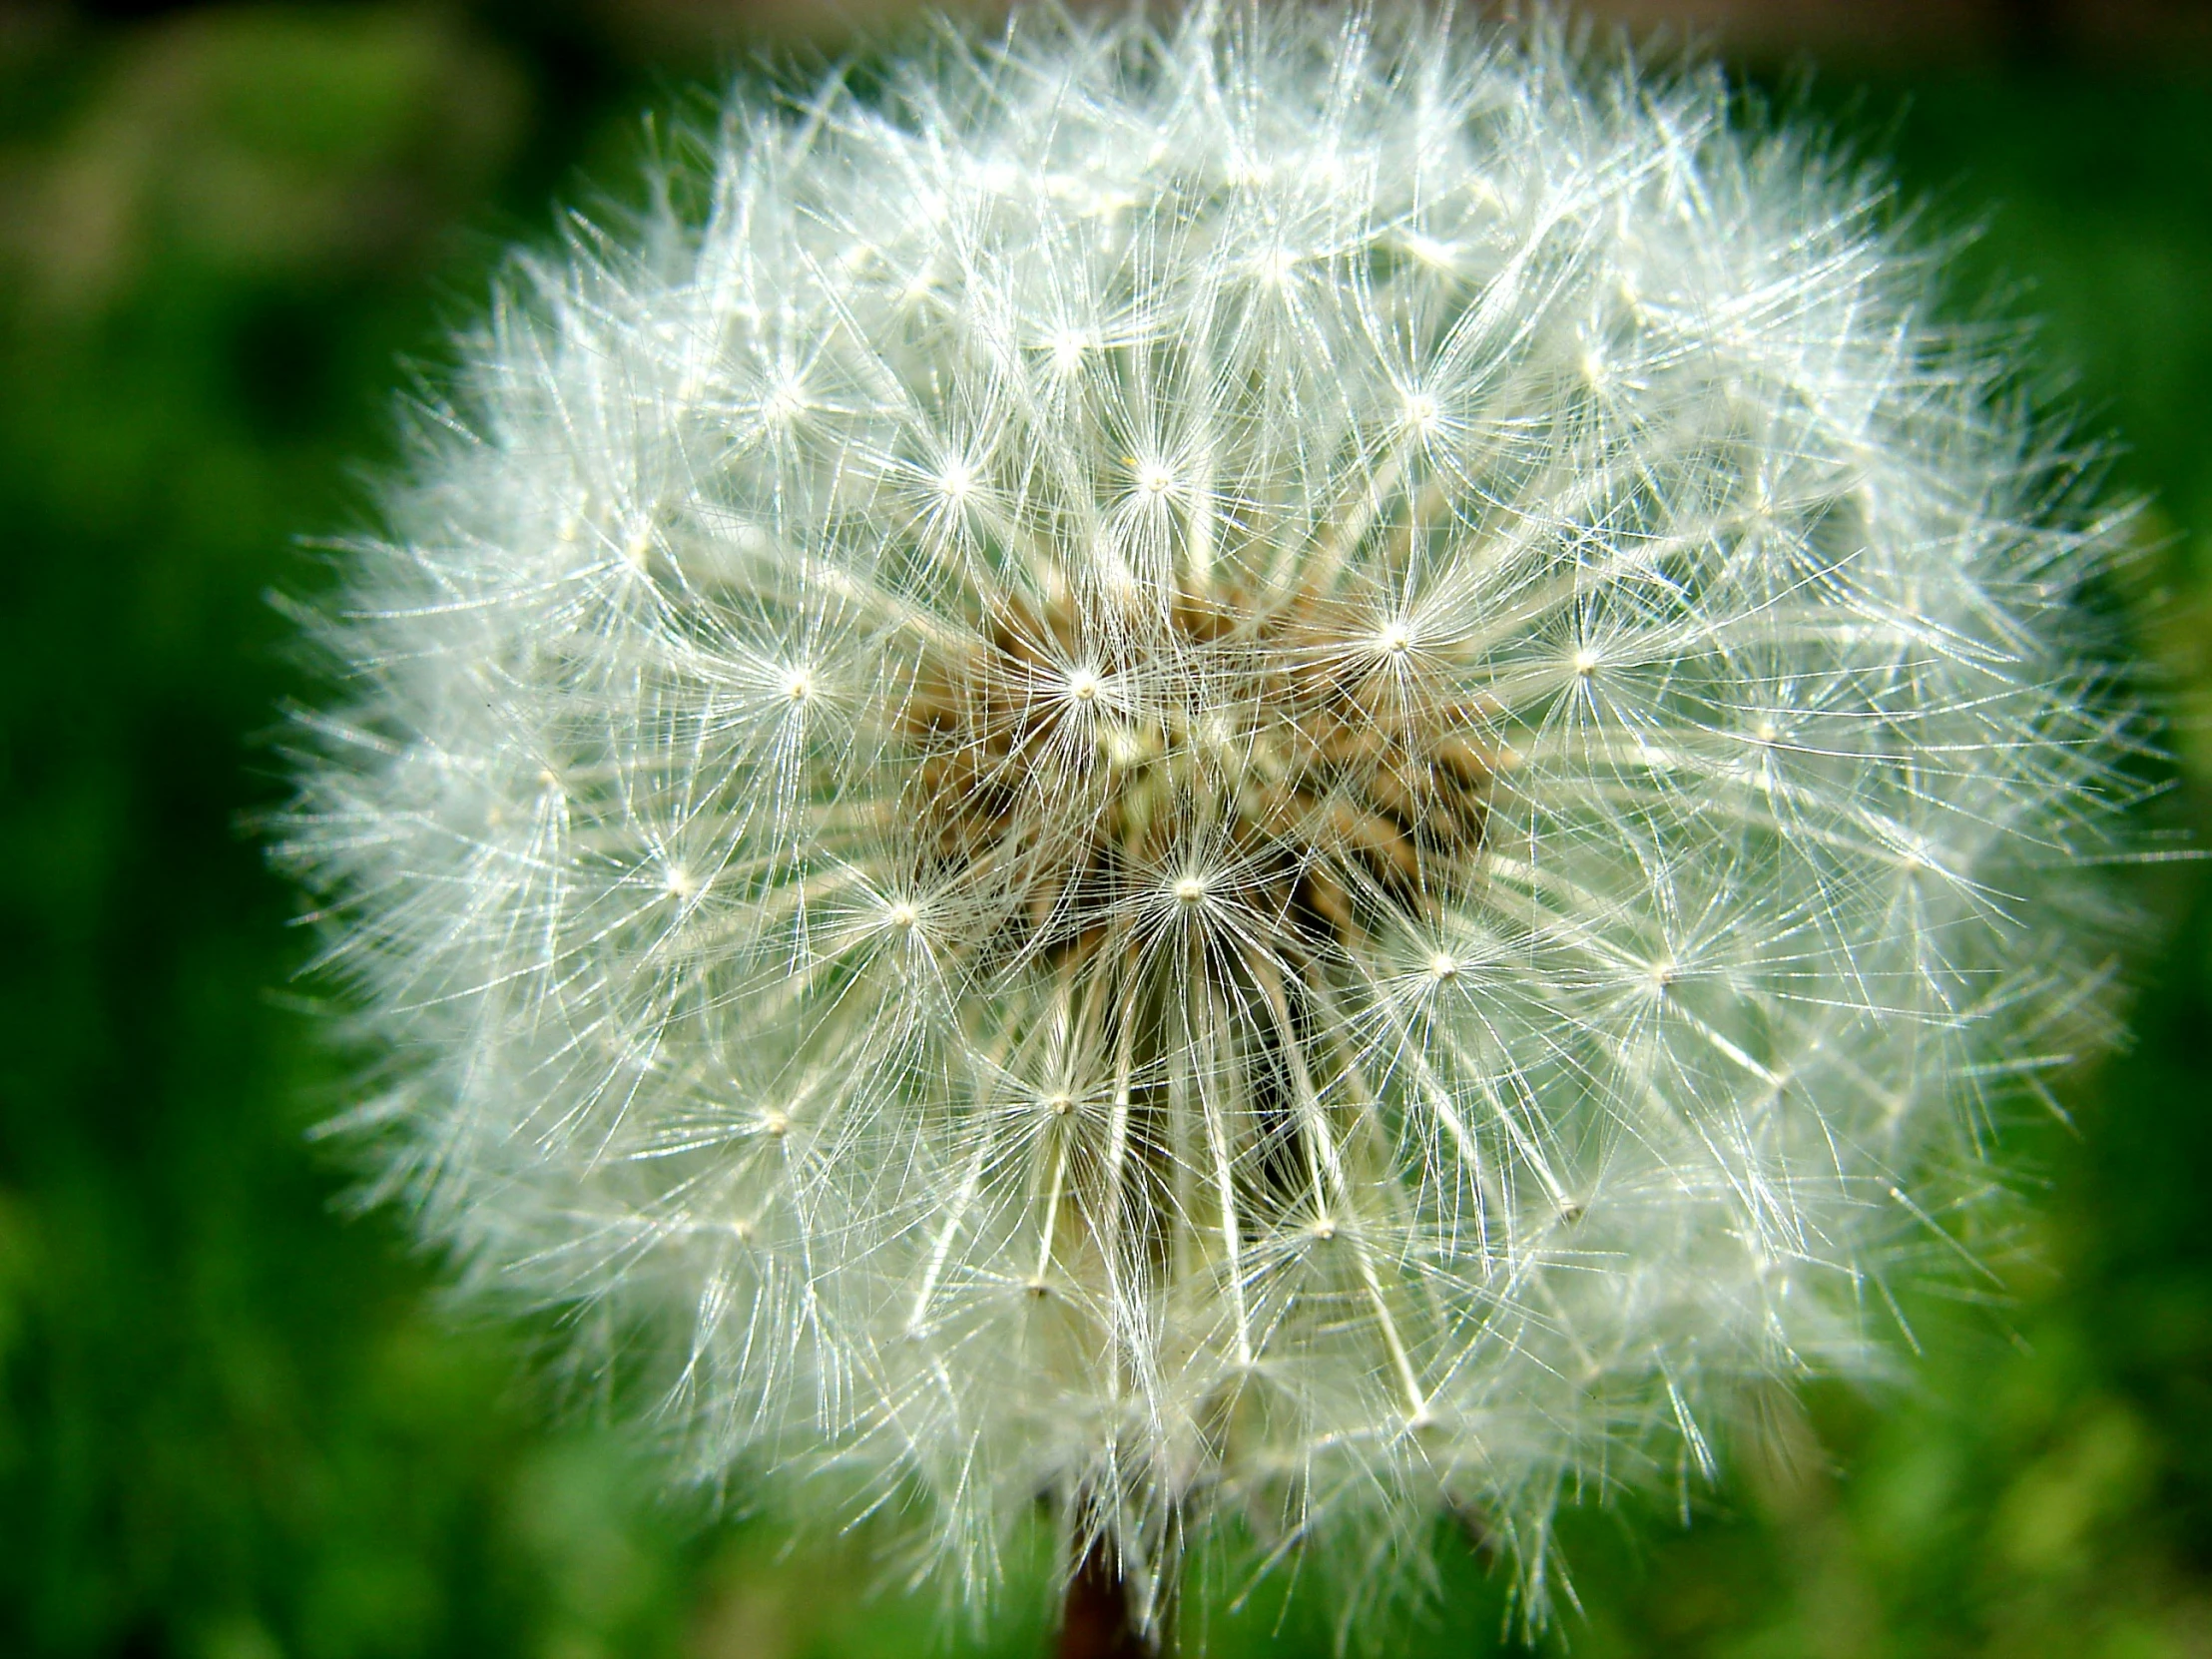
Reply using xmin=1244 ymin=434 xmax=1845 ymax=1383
xmin=936 ymin=458 xmax=978 ymax=506
xmin=275 ymin=4 xmax=2142 ymax=1652
xmin=1398 ymin=231 xmax=1458 ymax=271
xmin=762 ymin=375 xmax=806 ymax=427
xmin=1050 ymin=327 xmax=1093 ymax=374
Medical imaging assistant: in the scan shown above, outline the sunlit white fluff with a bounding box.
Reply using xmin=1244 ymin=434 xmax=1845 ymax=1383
xmin=277 ymin=2 xmax=2136 ymax=1640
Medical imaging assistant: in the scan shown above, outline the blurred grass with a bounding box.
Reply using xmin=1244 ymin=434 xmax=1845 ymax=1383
xmin=1 ymin=8 xmax=2209 ymax=1657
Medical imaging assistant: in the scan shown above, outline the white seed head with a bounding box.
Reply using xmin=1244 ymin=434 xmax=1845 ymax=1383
xmin=276 ymin=3 xmax=2138 ymax=1639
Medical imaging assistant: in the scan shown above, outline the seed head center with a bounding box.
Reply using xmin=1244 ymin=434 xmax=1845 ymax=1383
xmin=900 ymin=583 xmax=1497 ymax=966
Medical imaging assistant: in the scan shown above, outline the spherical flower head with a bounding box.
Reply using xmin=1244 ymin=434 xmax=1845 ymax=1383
xmin=277 ymin=2 xmax=2138 ymax=1641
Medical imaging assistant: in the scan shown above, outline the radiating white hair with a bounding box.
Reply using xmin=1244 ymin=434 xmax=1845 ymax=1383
xmin=276 ymin=2 xmax=2139 ymax=1641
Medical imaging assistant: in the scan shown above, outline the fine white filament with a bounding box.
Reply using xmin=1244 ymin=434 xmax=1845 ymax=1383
xmin=278 ymin=3 xmax=2135 ymax=1637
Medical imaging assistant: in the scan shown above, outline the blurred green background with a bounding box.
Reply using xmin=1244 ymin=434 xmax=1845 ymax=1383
xmin=4 ymin=3 xmax=2211 ymax=1655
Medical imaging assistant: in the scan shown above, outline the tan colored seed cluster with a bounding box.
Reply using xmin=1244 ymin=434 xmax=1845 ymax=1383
xmin=898 ymin=578 xmax=1495 ymax=971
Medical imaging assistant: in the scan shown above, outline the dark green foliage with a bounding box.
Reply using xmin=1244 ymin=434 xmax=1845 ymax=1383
xmin=1 ymin=10 xmax=2207 ymax=1655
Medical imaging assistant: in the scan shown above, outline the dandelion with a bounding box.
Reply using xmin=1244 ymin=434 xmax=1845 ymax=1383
xmin=276 ymin=4 xmax=2139 ymax=1650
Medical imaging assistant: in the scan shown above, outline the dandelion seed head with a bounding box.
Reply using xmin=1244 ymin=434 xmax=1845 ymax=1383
xmin=276 ymin=2 xmax=2141 ymax=1642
